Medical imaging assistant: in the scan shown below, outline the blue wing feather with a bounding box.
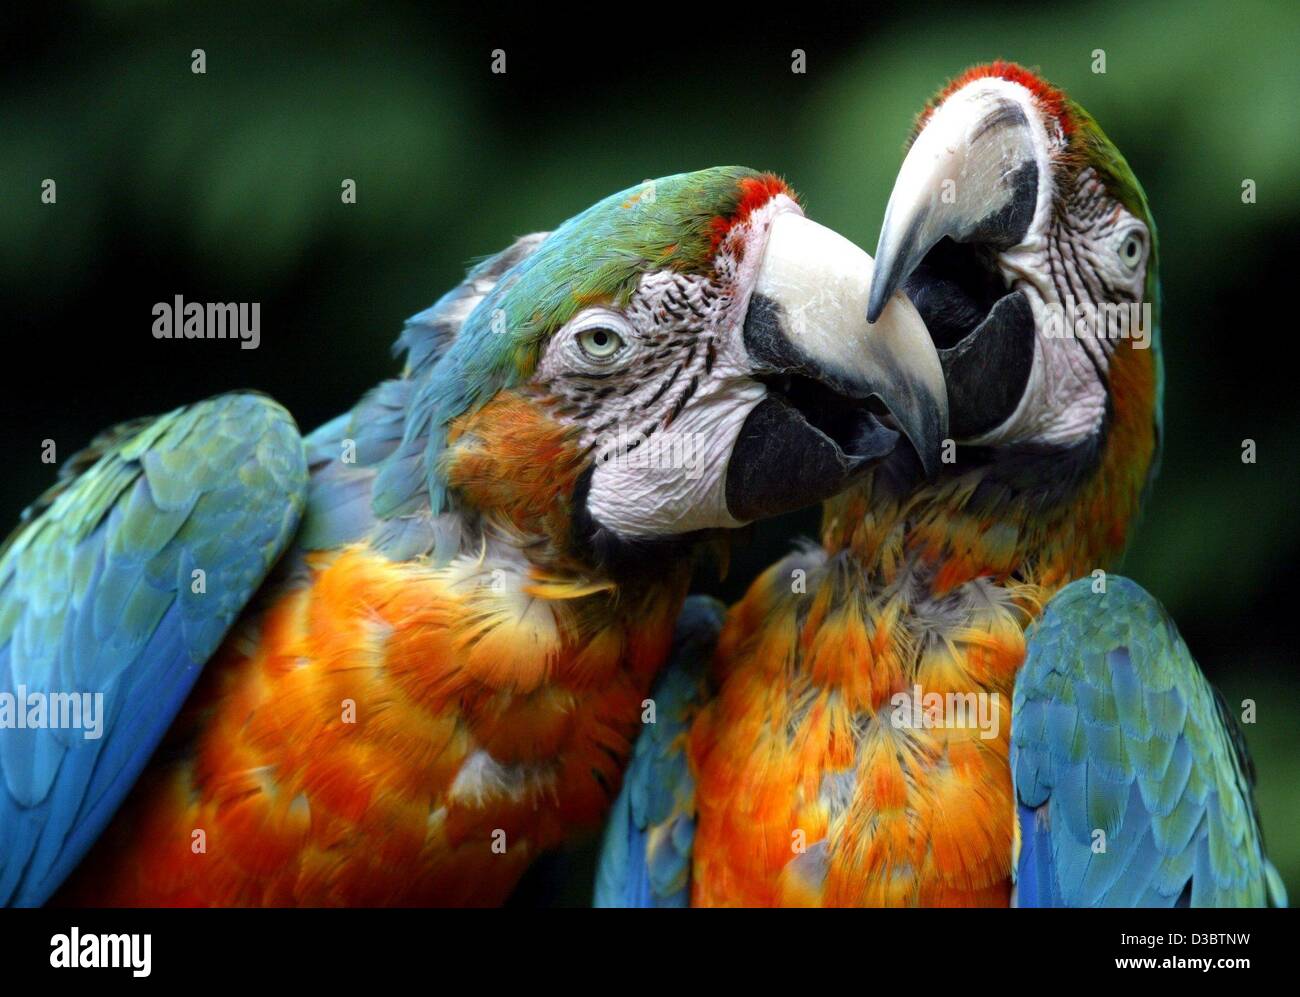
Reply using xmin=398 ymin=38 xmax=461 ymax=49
xmin=0 ymin=393 xmax=308 ymax=906
xmin=1011 ymin=576 xmax=1285 ymax=908
xmin=593 ymin=595 xmax=722 ymax=908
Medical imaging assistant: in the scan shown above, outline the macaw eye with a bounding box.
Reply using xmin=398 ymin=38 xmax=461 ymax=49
xmin=1120 ymin=232 xmax=1145 ymax=269
xmin=577 ymin=326 xmax=625 ymax=360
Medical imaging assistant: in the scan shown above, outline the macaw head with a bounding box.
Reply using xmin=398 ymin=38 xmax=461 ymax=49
xmin=864 ymin=62 xmax=1161 ymax=576
xmin=406 ymin=166 xmax=947 ymax=565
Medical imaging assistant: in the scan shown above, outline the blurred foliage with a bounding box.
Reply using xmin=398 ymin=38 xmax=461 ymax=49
xmin=2 ymin=0 xmax=1297 ymax=902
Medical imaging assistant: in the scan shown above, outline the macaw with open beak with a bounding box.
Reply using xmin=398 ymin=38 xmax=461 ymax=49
xmin=597 ymin=64 xmax=1286 ymax=908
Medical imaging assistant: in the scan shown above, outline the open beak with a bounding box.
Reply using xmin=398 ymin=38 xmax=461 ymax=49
xmin=866 ymin=81 xmax=1042 ymax=324
xmin=726 ymin=212 xmax=948 ymax=523
xmin=865 ymin=82 xmax=1044 ymax=440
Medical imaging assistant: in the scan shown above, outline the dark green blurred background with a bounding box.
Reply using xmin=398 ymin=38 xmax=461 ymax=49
xmin=4 ymin=0 xmax=1298 ymax=901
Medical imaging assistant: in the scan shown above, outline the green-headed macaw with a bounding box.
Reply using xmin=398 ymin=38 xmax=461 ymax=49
xmin=0 ymin=167 xmax=949 ymax=906
xmin=596 ymin=63 xmax=1287 ymax=907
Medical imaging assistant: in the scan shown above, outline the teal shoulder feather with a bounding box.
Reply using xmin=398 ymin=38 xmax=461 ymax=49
xmin=302 ymin=233 xmax=550 ymax=559
xmin=369 ymin=233 xmax=549 ymax=522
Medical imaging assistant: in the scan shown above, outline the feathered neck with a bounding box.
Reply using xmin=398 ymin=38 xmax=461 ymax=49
xmin=821 ymin=339 xmax=1159 ymax=598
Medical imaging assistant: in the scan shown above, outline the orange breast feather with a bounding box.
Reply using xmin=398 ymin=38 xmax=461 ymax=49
xmin=58 ymin=545 xmax=680 ymax=906
xmin=690 ymin=556 xmax=1031 ymax=907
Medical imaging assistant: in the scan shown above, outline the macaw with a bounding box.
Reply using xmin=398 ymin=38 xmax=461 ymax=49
xmin=596 ymin=64 xmax=1287 ymax=907
xmin=0 ymin=167 xmax=948 ymax=906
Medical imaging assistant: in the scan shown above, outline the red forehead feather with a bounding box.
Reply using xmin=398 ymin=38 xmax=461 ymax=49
xmin=919 ymin=60 xmax=1073 ymax=136
xmin=710 ymin=174 xmax=796 ymax=249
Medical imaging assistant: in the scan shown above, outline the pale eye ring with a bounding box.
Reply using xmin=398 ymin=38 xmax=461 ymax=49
xmin=1120 ymin=231 xmax=1145 ymax=268
xmin=576 ymin=326 xmax=626 ymax=360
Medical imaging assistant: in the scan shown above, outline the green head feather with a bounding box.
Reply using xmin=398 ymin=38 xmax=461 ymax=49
xmin=374 ymin=165 xmax=786 ymax=518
